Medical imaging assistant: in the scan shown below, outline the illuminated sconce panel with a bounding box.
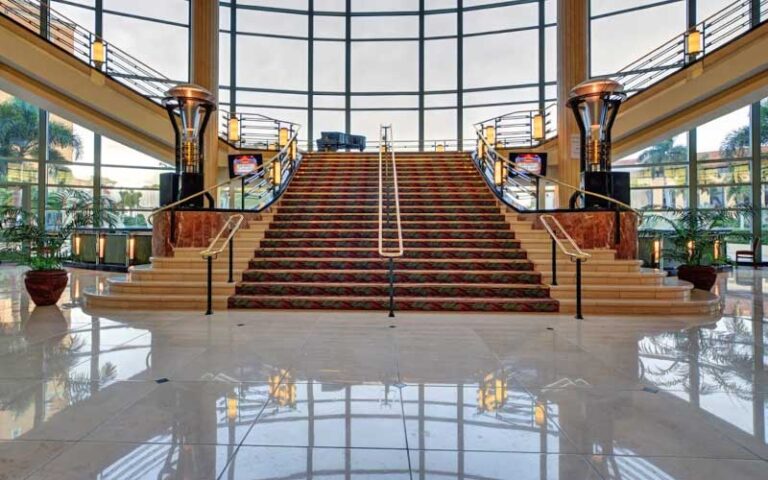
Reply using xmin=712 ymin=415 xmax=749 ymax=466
xmin=272 ymin=160 xmax=282 ymax=186
xmin=687 ymin=240 xmax=695 ymax=261
xmin=686 ymin=28 xmax=703 ymax=57
xmin=484 ymin=125 xmax=496 ymax=146
xmin=73 ymin=234 xmax=81 ymax=256
xmin=97 ymin=234 xmax=106 ymax=261
xmin=278 ymin=127 xmax=289 ymax=148
xmin=228 ymin=115 xmax=241 ymax=143
xmin=290 ymin=139 xmax=298 ymax=161
xmin=493 ymin=158 xmax=504 ymax=187
xmin=532 ymin=113 xmax=545 ymax=141
xmin=435 ymin=144 xmax=445 ymax=152
xmin=92 ymin=38 xmax=106 ymax=68
xmin=713 ymin=239 xmax=721 ymax=261
xmin=127 ymin=235 xmax=136 ymax=265
xmin=534 ymin=402 xmax=546 ymax=426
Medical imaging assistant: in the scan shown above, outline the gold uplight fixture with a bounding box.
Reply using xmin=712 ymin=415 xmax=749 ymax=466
xmin=127 ymin=235 xmax=136 ymax=266
xmin=713 ymin=238 xmax=721 ymax=261
xmin=97 ymin=234 xmax=106 ymax=262
xmin=685 ymin=28 xmax=704 ymax=59
xmin=91 ymin=38 xmax=106 ymax=70
xmin=73 ymin=234 xmax=81 ymax=257
xmin=272 ymin=159 xmax=282 ymax=186
xmin=278 ymin=127 xmax=289 ymax=148
xmin=532 ymin=112 xmax=545 ymax=141
xmin=652 ymin=238 xmax=662 ymax=268
xmin=289 ymin=138 xmax=298 ymax=161
xmin=484 ymin=125 xmax=496 ymax=147
xmin=228 ymin=114 xmax=241 ymax=143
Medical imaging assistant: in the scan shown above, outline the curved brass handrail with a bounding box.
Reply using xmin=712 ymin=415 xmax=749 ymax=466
xmin=378 ymin=125 xmax=404 ymax=258
xmin=201 ymin=214 xmax=245 ymax=259
xmin=539 ymin=215 xmax=591 ymax=262
xmin=474 ymin=124 xmax=639 ymax=215
xmin=148 ymin=127 xmax=301 ymax=223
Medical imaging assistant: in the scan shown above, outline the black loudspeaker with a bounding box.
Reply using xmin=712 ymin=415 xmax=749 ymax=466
xmin=159 ymin=172 xmax=180 ymax=206
xmin=583 ymin=171 xmax=630 ymax=209
xmin=159 ymin=172 xmax=205 ymax=208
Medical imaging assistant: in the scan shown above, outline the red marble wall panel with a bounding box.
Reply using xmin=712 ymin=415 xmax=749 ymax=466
xmin=519 ymin=211 xmax=639 ymax=259
xmin=152 ymin=211 xmax=266 ymax=257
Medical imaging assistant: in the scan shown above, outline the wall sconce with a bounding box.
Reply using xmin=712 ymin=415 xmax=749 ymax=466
xmin=91 ymin=38 xmax=106 ymax=70
xmin=685 ymin=28 xmax=704 ymax=59
xmin=272 ymin=160 xmax=282 ymax=187
xmin=484 ymin=125 xmax=496 ymax=147
xmin=73 ymin=234 xmax=81 ymax=257
xmin=534 ymin=402 xmax=546 ymax=426
xmin=278 ymin=127 xmax=289 ymax=148
xmin=478 ymin=136 xmax=486 ymax=159
xmin=493 ymin=157 xmax=504 ymax=187
xmin=289 ymin=138 xmax=298 ymax=161
xmin=435 ymin=143 xmax=445 ymax=152
xmin=226 ymin=393 xmax=238 ymax=421
xmin=97 ymin=234 xmax=106 ymax=263
xmin=228 ymin=114 xmax=240 ymax=143
xmin=687 ymin=240 xmax=695 ymax=261
xmin=532 ymin=112 xmax=545 ymax=141
xmin=713 ymin=238 xmax=721 ymax=261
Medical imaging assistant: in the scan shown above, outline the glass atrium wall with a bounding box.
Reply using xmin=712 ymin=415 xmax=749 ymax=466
xmin=0 ymin=1 xmax=185 ymax=226
xmin=221 ymin=0 xmax=557 ymax=150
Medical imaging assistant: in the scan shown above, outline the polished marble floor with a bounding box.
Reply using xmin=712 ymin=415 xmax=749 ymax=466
xmin=0 ymin=265 xmax=766 ymax=479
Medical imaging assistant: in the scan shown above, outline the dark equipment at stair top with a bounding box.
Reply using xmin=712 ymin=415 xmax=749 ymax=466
xmin=317 ymin=132 xmax=367 ymax=152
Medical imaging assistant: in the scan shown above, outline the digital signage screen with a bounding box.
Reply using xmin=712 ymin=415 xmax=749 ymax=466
xmin=509 ymin=152 xmax=547 ymax=177
xmin=228 ymin=154 xmax=263 ymax=179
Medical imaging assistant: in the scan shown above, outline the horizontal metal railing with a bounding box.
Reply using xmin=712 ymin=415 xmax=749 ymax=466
xmin=221 ymin=111 xmax=301 ymax=151
xmin=475 ymin=0 xmax=768 ymax=148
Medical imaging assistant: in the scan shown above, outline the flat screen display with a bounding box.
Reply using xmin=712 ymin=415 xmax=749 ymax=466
xmin=228 ymin=154 xmax=263 ymax=178
xmin=509 ymin=152 xmax=547 ymax=177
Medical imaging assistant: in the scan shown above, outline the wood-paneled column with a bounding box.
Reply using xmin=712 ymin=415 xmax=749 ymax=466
xmin=190 ymin=0 xmax=220 ymax=197
xmin=556 ymin=0 xmax=589 ymax=207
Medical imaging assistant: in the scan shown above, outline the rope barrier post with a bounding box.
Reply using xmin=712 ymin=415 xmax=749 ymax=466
xmin=575 ymin=258 xmax=583 ymax=320
xmin=205 ymin=256 xmax=213 ymax=316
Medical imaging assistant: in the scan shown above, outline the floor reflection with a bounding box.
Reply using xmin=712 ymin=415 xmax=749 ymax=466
xmin=0 ymin=265 xmax=766 ymax=479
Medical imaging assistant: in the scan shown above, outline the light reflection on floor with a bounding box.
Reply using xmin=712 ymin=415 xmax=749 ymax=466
xmin=0 ymin=265 xmax=766 ymax=479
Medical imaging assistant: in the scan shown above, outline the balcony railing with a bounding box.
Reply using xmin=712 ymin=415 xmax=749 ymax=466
xmin=475 ymin=0 xmax=768 ymax=150
xmin=0 ymin=0 xmax=299 ymax=154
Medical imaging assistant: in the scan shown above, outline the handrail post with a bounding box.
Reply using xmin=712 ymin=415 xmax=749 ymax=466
xmin=575 ymin=258 xmax=583 ymax=320
xmin=205 ymin=256 xmax=213 ymax=315
xmin=551 ymin=238 xmax=558 ymax=286
xmin=388 ymin=257 xmax=396 ymax=318
xmin=241 ymin=176 xmax=246 ymax=210
xmin=228 ymin=235 xmax=234 ymax=284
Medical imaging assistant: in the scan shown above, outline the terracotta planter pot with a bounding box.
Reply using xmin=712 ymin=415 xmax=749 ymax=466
xmin=677 ymin=264 xmax=717 ymax=291
xmin=24 ymin=269 xmax=68 ymax=306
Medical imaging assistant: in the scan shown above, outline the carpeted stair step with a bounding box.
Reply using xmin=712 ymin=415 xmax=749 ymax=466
xmin=272 ymin=214 xmax=506 ymax=222
xmin=228 ymin=295 xmax=559 ymax=312
xmin=264 ymin=229 xmax=517 ymax=239
xmin=280 ymin=198 xmax=495 ymax=206
xmin=240 ymin=269 xmax=542 ymax=284
xmin=277 ymin=206 xmax=503 ymax=214
xmin=268 ymin=221 xmax=510 ymax=230
xmin=258 ymin=238 xmax=522 ymax=249
xmin=247 ymin=258 xmax=535 ymax=271
xmin=253 ymin=248 xmax=528 ymax=260
xmin=234 ymin=282 xmax=551 ymax=299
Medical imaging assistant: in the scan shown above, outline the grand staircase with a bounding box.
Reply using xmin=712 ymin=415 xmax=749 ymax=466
xmin=228 ymin=152 xmax=560 ymax=312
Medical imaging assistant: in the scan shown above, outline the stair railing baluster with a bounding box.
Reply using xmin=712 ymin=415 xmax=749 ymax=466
xmin=539 ymin=215 xmax=590 ymax=320
xmin=201 ymin=214 xmax=245 ymax=315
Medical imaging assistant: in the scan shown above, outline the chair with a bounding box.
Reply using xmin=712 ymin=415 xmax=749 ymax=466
xmin=735 ymin=237 xmax=760 ymax=269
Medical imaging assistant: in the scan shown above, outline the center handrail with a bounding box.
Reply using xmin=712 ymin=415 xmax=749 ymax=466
xmin=539 ymin=214 xmax=590 ymax=320
xmin=200 ymin=214 xmax=245 ymax=316
xmin=148 ymin=126 xmax=301 ymax=224
xmin=378 ymin=124 xmax=404 ymax=318
xmin=378 ymin=125 xmax=404 ymax=258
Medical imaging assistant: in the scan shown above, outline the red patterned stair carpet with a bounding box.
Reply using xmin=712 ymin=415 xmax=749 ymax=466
xmin=228 ymin=151 xmax=559 ymax=312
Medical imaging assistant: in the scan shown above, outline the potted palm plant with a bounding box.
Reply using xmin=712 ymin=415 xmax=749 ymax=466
xmin=642 ymin=206 xmax=751 ymax=291
xmin=0 ymin=189 xmax=117 ymax=306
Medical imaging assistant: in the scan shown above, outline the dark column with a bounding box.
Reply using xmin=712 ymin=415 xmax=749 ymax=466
xmin=456 ymin=1 xmax=463 ymax=150
xmin=345 ymin=0 xmax=352 ymax=136
xmin=308 ymin=1 xmax=315 ymax=151
xmin=230 ymin=0 xmax=237 ymax=111
xmin=418 ymin=0 xmax=425 ymax=151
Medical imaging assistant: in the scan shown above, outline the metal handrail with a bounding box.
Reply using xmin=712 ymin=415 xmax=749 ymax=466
xmin=539 ymin=214 xmax=590 ymax=320
xmin=378 ymin=124 xmax=404 ymax=318
xmin=148 ymin=127 xmax=301 ymax=223
xmin=474 ymin=125 xmax=639 ymax=214
xmin=200 ymin=214 xmax=245 ymax=315
xmin=201 ymin=215 xmax=244 ymax=259
xmin=378 ymin=126 xmax=404 ymax=259
xmin=539 ymin=215 xmax=591 ymax=262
